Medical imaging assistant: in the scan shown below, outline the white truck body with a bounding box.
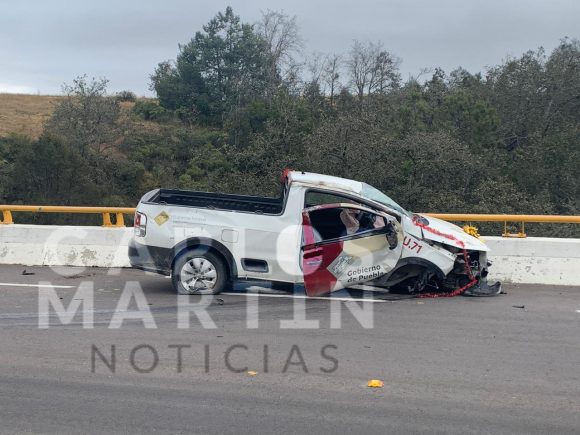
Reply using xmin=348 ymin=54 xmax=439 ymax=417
xmin=129 ymin=171 xmax=498 ymax=296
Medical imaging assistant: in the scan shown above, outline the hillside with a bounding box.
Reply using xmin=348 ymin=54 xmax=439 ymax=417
xmin=0 ymin=93 xmax=64 ymax=138
xmin=0 ymin=93 xmax=139 ymax=138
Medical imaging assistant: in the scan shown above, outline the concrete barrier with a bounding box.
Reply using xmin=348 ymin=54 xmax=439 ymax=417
xmin=0 ymin=225 xmax=579 ymax=286
xmin=0 ymin=225 xmax=132 ymax=268
xmin=485 ymin=236 xmax=580 ymax=286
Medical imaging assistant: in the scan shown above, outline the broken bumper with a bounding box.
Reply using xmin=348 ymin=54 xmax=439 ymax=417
xmin=463 ymin=279 xmax=502 ymax=297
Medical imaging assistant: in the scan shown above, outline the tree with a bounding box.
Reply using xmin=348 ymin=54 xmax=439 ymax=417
xmin=347 ymin=40 xmax=375 ymax=104
xmin=373 ymin=49 xmax=401 ymax=94
xmin=4 ymin=136 xmax=96 ymax=205
xmin=306 ymin=110 xmax=389 ymax=184
xmin=256 ymin=10 xmax=302 ymax=89
xmin=486 ymin=49 xmax=547 ymax=151
xmin=151 ymin=7 xmax=274 ymax=128
xmin=150 ymin=61 xmax=188 ymax=111
xmin=45 ymin=76 xmax=120 ymax=155
xmin=323 ymin=54 xmax=342 ymax=106
xmin=346 ymin=40 xmax=400 ymax=106
xmin=542 ymin=38 xmax=580 ymax=137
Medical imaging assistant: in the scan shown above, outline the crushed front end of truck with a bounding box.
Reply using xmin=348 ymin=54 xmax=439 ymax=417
xmin=438 ymin=248 xmax=502 ymax=297
xmin=405 ymin=214 xmax=502 ymax=298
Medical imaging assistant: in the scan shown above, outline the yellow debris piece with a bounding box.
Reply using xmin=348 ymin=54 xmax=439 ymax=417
xmin=463 ymin=225 xmax=481 ymax=239
xmin=367 ymin=379 xmax=384 ymax=388
xmin=247 ymin=371 xmax=258 ymax=376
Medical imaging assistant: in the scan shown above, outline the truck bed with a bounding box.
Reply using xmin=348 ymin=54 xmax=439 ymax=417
xmin=147 ymin=188 xmax=285 ymax=215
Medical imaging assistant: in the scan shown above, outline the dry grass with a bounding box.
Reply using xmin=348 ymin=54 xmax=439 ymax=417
xmin=0 ymin=93 xmax=64 ymax=138
xmin=0 ymin=94 xmax=139 ymax=139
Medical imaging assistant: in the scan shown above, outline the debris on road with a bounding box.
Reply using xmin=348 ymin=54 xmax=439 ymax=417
xmin=367 ymin=379 xmax=384 ymax=388
xmin=21 ymin=270 xmax=35 ymax=275
xmin=65 ymin=272 xmax=96 ymax=279
xmin=512 ymin=305 xmax=527 ymax=312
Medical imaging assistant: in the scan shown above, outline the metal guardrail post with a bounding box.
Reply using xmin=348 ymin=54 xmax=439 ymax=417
xmin=502 ymin=220 xmax=527 ymax=238
xmin=103 ymin=212 xmax=126 ymax=227
xmin=102 ymin=213 xmax=113 ymax=227
xmin=115 ymin=212 xmax=125 ymax=227
xmin=1 ymin=210 xmax=13 ymax=224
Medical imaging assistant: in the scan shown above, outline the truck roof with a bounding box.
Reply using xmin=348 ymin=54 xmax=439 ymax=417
xmin=287 ymin=171 xmax=363 ymax=195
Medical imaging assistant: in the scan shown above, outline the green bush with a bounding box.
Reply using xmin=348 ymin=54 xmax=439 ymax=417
xmin=115 ymin=90 xmax=137 ymax=102
xmin=132 ymin=100 xmax=172 ymax=122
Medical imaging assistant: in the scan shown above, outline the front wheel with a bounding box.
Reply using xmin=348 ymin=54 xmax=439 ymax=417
xmin=172 ymin=249 xmax=229 ymax=295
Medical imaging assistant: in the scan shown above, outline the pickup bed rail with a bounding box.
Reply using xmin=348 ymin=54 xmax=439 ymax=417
xmin=147 ymin=188 xmax=285 ymax=215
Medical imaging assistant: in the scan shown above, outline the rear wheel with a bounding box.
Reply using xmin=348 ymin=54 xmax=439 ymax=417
xmin=172 ymin=249 xmax=229 ymax=295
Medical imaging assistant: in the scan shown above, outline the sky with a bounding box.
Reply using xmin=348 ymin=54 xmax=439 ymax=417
xmin=1 ymin=0 xmax=579 ymax=96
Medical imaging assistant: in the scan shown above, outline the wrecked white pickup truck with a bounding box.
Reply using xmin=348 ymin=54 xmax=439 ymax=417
xmin=129 ymin=170 xmax=501 ymax=297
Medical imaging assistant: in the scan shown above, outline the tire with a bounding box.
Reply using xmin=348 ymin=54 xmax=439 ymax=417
xmin=172 ymin=249 xmax=229 ymax=295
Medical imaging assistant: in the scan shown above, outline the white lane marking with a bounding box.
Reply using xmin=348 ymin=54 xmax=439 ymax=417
xmin=0 ymin=308 xmax=135 ymax=318
xmin=0 ymin=283 xmax=75 ymax=289
xmin=576 ymin=310 xmax=580 ymax=313
xmin=0 ymin=321 xmax=114 ymax=327
xmin=221 ymin=292 xmax=390 ymax=303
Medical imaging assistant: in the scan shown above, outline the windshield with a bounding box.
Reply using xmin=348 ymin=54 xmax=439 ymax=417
xmin=361 ymin=183 xmax=410 ymax=216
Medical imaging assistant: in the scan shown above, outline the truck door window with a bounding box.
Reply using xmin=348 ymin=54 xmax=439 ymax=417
xmin=308 ymin=206 xmax=386 ymax=242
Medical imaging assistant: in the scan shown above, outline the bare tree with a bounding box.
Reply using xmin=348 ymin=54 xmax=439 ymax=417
xmin=346 ymin=40 xmax=400 ymax=104
xmin=257 ymin=10 xmax=303 ymax=85
xmin=324 ymin=54 xmax=342 ymax=105
xmin=306 ymin=51 xmax=327 ymax=90
xmin=347 ymin=40 xmax=375 ymax=104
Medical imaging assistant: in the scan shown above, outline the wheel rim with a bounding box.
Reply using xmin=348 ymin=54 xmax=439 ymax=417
xmin=179 ymin=257 xmax=217 ymax=293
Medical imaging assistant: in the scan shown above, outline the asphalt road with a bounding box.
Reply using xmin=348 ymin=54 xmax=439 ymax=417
xmin=0 ymin=264 xmax=578 ymax=434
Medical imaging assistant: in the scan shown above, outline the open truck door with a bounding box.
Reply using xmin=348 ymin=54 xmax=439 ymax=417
xmin=301 ymin=203 xmax=403 ymax=296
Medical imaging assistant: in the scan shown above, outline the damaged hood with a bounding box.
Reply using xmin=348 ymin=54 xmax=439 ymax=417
xmin=413 ymin=214 xmax=490 ymax=252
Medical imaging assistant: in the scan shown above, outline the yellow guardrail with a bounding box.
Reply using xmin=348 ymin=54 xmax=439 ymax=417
xmin=424 ymin=213 xmax=580 ymax=238
xmin=0 ymin=206 xmax=578 ymax=236
xmin=0 ymin=205 xmax=136 ymax=227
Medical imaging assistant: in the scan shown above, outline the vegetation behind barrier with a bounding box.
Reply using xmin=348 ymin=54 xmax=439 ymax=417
xmin=0 ymin=7 xmax=578 ymax=236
